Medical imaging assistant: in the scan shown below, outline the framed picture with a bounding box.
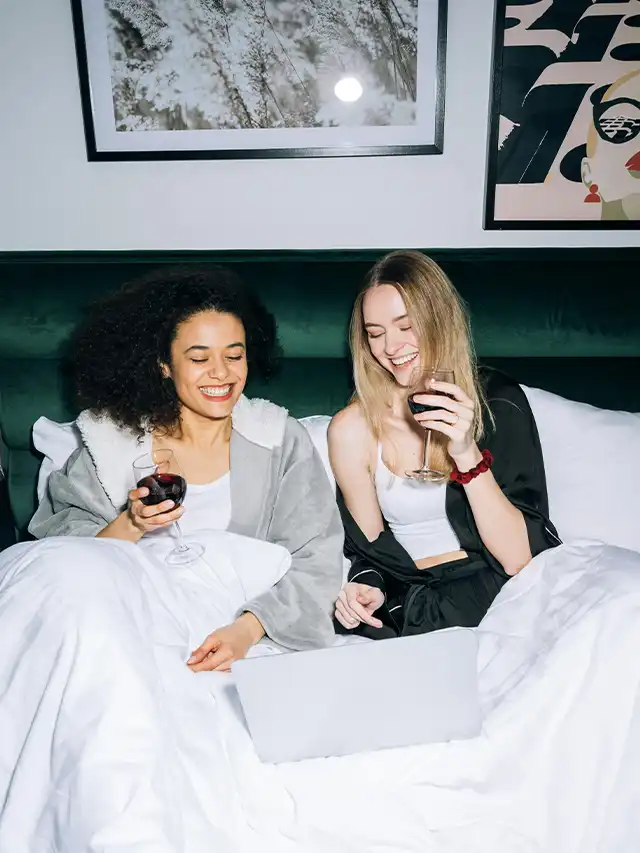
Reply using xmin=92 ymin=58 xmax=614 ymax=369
xmin=485 ymin=0 xmax=640 ymax=230
xmin=70 ymin=0 xmax=447 ymax=161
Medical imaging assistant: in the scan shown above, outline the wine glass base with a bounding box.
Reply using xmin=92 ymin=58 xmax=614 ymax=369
xmin=165 ymin=542 xmax=205 ymax=566
xmin=405 ymin=468 xmax=448 ymax=484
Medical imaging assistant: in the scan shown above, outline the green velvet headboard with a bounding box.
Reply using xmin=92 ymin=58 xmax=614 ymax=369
xmin=1 ymin=248 xmax=639 ymax=543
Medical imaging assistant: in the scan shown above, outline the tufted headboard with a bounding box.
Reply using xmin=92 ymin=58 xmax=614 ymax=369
xmin=1 ymin=247 xmax=639 ymax=542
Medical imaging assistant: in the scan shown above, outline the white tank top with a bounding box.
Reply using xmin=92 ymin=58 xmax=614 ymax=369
xmin=374 ymin=445 xmax=460 ymax=561
xmin=145 ymin=472 xmax=231 ymax=540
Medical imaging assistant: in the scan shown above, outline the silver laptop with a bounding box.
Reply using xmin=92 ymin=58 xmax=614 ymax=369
xmin=231 ymin=627 xmax=482 ymax=763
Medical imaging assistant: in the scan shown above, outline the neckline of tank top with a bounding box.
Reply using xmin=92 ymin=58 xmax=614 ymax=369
xmin=376 ymin=447 xmax=446 ymax=486
xmin=186 ymin=471 xmax=231 ymax=492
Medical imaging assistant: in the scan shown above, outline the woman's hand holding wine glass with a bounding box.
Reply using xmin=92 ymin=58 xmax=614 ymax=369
xmin=132 ymin=449 xmax=204 ymax=565
xmin=410 ymin=378 xmax=477 ymax=462
xmin=126 ymin=484 xmax=184 ymax=535
xmin=407 ymin=368 xmax=479 ymax=481
xmin=96 ymin=466 xmax=186 ymax=544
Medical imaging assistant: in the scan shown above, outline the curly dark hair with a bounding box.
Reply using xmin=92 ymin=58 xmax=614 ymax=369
xmin=69 ymin=265 xmax=279 ymax=434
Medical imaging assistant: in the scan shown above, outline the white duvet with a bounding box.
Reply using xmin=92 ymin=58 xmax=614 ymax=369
xmin=0 ymin=534 xmax=639 ymax=853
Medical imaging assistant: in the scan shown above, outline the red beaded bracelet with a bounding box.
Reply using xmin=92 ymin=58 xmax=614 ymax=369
xmin=450 ymin=449 xmax=494 ymax=485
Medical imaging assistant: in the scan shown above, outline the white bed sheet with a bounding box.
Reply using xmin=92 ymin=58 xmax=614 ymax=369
xmin=1 ymin=534 xmax=639 ymax=853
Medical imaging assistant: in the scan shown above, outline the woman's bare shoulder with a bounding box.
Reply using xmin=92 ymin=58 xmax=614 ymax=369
xmin=329 ymin=401 xmax=372 ymax=441
xmin=328 ymin=402 xmax=376 ymax=472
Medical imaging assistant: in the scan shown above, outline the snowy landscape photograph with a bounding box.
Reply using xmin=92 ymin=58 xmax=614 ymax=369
xmin=71 ymin=0 xmax=446 ymax=158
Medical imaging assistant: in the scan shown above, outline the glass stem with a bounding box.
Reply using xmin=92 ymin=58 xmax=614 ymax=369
xmin=173 ymin=520 xmax=189 ymax=553
xmin=422 ymin=428 xmax=432 ymax=471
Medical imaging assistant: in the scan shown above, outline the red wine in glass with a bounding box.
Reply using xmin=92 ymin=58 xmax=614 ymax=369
xmin=132 ymin=449 xmax=204 ymax=565
xmin=407 ymin=390 xmax=453 ymax=416
xmin=137 ymin=473 xmax=187 ymax=508
xmin=406 ymin=368 xmax=455 ymax=483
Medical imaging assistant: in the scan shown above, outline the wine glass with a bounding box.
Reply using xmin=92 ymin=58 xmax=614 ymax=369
xmin=406 ymin=367 xmax=455 ymax=483
xmin=132 ymin=448 xmax=204 ymax=565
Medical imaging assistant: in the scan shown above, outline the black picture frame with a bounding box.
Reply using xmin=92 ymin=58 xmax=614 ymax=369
xmin=485 ymin=0 xmax=640 ymax=230
xmin=70 ymin=0 xmax=448 ymax=162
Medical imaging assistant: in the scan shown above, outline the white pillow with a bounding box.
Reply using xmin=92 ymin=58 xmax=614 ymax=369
xmin=139 ymin=529 xmax=292 ymax=620
xmin=522 ymin=386 xmax=640 ymax=552
xmin=299 ymin=415 xmax=334 ymax=488
xmin=32 ymin=417 xmax=82 ymax=500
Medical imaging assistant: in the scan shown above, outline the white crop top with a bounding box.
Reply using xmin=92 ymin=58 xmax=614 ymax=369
xmin=145 ymin=472 xmax=231 ymax=540
xmin=374 ymin=446 xmax=460 ymax=561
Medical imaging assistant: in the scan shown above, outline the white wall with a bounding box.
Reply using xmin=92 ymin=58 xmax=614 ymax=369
xmin=0 ymin=0 xmax=638 ymax=252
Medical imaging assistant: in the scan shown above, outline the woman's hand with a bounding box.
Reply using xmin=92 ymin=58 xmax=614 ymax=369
xmin=187 ymin=613 xmax=266 ymax=673
xmin=335 ymin=582 xmax=385 ymax=630
xmin=127 ymin=485 xmax=184 ymax=535
xmin=411 ymin=380 xmax=480 ymax=467
xmin=97 ymin=485 xmax=184 ymax=542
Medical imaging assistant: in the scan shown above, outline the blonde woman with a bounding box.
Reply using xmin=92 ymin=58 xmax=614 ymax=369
xmin=329 ymin=251 xmax=560 ymax=638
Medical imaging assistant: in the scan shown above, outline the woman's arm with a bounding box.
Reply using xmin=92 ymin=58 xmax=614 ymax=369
xmin=28 ymin=448 xmax=116 ymax=539
xmin=449 ymin=443 xmax=531 ymax=575
xmin=328 ymin=404 xmax=384 ymax=543
xmin=481 ymin=385 xmax=560 ymax=568
xmin=413 ymin=375 xmax=558 ymax=576
xmin=328 ymin=405 xmax=387 ymax=589
xmin=29 ymin=447 xmax=183 ymax=543
xmin=328 ymin=406 xmax=392 ymax=630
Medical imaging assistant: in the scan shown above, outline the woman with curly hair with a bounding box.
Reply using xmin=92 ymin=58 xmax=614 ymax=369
xmin=0 ymin=267 xmax=344 ymax=851
xmin=0 ymin=267 xmax=344 ymax=853
xmin=27 ymin=265 xmax=343 ymax=660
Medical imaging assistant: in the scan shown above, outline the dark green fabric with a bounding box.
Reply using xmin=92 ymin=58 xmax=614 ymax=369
xmin=2 ymin=250 xmax=640 ymax=360
xmin=0 ymin=360 xmax=73 ymax=449
xmin=0 ymin=478 xmax=13 ymax=551
xmin=1 ymin=248 xmax=639 ymax=543
xmin=3 ymin=451 xmax=40 ymax=542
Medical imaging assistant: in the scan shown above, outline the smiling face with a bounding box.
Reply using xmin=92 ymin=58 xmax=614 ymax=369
xmin=362 ymin=284 xmax=420 ymax=387
xmin=582 ymin=70 xmax=640 ymax=218
xmin=162 ymin=310 xmax=248 ymax=420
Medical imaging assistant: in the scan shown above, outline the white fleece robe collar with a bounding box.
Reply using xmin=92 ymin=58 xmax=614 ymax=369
xmin=75 ymin=395 xmax=288 ymax=510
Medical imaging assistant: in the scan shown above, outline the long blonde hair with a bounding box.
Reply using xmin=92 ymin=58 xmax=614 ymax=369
xmin=350 ymin=250 xmax=486 ymax=476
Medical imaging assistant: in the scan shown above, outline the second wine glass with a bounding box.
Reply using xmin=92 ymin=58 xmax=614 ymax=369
xmin=406 ymin=367 xmax=455 ymax=483
xmin=133 ymin=448 xmax=204 ymax=565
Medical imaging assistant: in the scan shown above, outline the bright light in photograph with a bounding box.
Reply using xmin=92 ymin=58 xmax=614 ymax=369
xmin=334 ymin=77 xmax=363 ymax=103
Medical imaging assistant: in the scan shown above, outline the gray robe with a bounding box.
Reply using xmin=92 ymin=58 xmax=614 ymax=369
xmin=29 ymin=396 xmax=343 ymax=650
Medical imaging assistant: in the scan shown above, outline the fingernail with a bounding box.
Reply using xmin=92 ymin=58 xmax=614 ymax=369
xmin=187 ymin=654 xmax=196 ymax=663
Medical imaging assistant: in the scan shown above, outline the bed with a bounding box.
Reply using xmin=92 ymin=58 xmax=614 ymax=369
xmin=0 ymin=248 xmax=639 ymax=853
